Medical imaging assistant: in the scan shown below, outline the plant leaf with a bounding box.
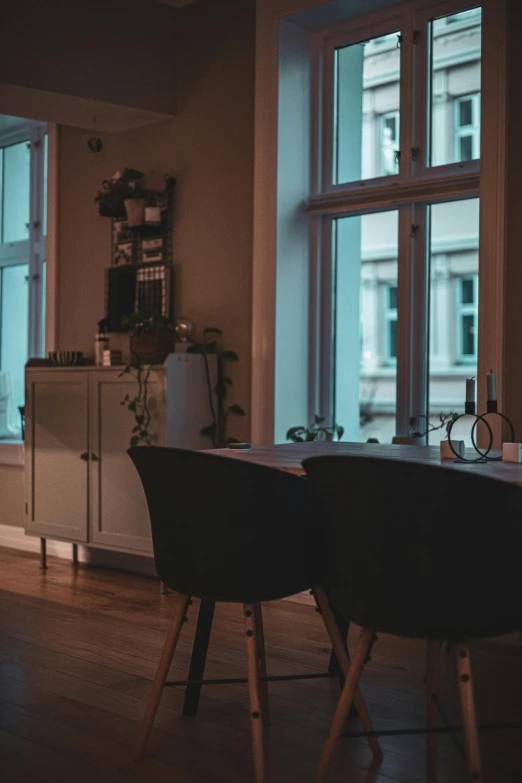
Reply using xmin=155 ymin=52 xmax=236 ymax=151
xmin=223 ymin=376 xmax=233 ymax=387
xmin=286 ymin=426 xmax=304 ymax=439
xmin=216 ymin=380 xmax=228 ymax=398
xmin=187 ymin=343 xmax=204 ymax=354
xmin=228 ymin=404 xmax=246 ymax=416
xmin=336 ymin=426 xmax=345 ymax=440
xmin=314 ymin=414 xmax=326 ymax=424
xmin=201 ymin=424 xmax=216 ymax=437
xmin=203 ymin=327 xmax=223 ymax=336
xmin=130 ymin=435 xmax=140 ymax=448
xmin=227 ymin=437 xmax=241 ymax=445
xmin=222 ymin=350 xmax=239 ymax=361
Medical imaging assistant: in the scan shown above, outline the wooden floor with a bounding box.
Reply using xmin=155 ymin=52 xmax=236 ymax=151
xmin=0 ymin=548 xmax=521 ymax=783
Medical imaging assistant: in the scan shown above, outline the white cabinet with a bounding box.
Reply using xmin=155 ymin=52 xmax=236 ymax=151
xmin=26 ymin=371 xmax=89 ymax=542
xmin=25 ymin=355 xmax=216 ymax=555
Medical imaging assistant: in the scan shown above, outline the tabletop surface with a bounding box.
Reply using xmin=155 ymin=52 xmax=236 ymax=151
xmin=208 ymin=442 xmax=522 ymax=486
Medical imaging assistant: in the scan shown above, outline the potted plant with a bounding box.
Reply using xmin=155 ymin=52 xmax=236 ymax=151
xmin=121 ymin=313 xmax=175 ymax=365
xmin=141 ymin=171 xmax=169 ymax=225
xmin=95 ymin=168 xmax=145 ymax=222
xmin=286 ymin=415 xmax=344 ymax=443
xmin=393 ymin=412 xmax=457 ymax=446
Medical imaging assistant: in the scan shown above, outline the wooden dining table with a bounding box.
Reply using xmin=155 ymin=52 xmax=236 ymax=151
xmin=210 ymin=440 xmax=522 ymax=486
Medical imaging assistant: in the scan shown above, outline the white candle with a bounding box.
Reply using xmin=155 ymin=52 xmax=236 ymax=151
xmin=487 ymin=370 xmax=497 ymax=402
xmin=466 ymin=377 xmax=475 ymax=403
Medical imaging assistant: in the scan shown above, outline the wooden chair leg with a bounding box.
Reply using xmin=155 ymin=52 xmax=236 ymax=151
xmin=425 ymin=640 xmax=441 ymax=783
xmin=253 ymin=602 xmax=270 ymax=727
xmin=244 ymin=603 xmax=266 ymax=783
xmin=314 ymin=627 xmax=374 ymax=783
xmin=455 ymin=642 xmax=483 ymax=783
xmin=314 ymin=586 xmax=383 ymax=763
xmin=135 ymin=593 xmax=190 ymax=761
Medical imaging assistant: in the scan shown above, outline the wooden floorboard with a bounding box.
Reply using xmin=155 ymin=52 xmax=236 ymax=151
xmin=0 ymin=547 xmax=521 ymax=782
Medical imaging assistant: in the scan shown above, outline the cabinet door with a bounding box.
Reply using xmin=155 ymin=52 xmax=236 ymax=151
xmin=25 ymin=371 xmax=89 ymax=542
xmin=89 ymin=370 xmax=166 ymax=553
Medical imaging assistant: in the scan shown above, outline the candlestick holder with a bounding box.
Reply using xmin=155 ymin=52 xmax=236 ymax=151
xmin=470 ymin=404 xmax=515 ymax=462
xmin=445 ymin=402 xmax=514 ymax=463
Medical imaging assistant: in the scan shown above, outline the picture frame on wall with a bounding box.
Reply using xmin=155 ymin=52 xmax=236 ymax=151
xmin=114 ymin=242 xmax=135 ymax=266
xmin=141 ymin=238 xmax=164 ymax=264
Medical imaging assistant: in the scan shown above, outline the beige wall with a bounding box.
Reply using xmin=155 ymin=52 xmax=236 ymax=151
xmin=0 ymin=0 xmax=255 ymax=529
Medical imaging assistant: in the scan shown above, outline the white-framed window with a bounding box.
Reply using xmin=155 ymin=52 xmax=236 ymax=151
xmin=455 ymin=94 xmax=481 ymax=162
xmin=380 ymin=112 xmax=400 ymax=176
xmin=457 ymin=274 xmax=478 ymax=362
xmin=308 ymin=1 xmax=482 ymax=443
xmin=0 ymin=117 xmax=47 ymax=437
xmin=384 ymin=284 xmax=398 ymax=362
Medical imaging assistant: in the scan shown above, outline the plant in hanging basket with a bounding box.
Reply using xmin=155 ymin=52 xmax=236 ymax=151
xmin=95 ymin=168 xmax=145 ymax=219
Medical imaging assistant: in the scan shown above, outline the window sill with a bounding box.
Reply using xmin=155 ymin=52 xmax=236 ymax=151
xmin=0 ymin=442 xmax=24 ymax=467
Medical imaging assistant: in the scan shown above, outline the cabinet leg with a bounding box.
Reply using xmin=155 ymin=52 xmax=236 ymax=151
xmin=72 ymin=543 xmax=79 ymax=567
xmin=40 ymin=538 xmax=47 ymax=570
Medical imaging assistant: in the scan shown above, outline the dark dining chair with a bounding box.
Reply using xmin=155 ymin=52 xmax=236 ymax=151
xmin=304 ymin=455 xmax=522 ymax=783
xmin=128 ymin=446 xmax=381 ymax=782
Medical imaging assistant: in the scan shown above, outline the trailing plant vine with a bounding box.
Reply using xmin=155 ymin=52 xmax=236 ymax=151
xmin=120 ymin=362 xmax=155 ymax=447
xmin=187 ymin=327 xmax=245 ymax=447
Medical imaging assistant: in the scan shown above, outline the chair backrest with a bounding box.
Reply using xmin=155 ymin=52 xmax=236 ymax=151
xmin=304 ymin=455 xmax=522 ymax=640
xmin=129 ymin=447 xmax=325 ymax=602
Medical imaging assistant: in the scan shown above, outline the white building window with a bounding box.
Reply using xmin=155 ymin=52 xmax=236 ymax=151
xmin=380 ymin=112 xmax=399 ymax=176
xmin=457 ymin=275 xmax=478 ymax=362
xmin=455 ymin=94 xmax=481 ymax=162
xmin=384 ymin=284 xmax=398 ymax=361
xmin=0 ymin=117 xmax=47 ymax=437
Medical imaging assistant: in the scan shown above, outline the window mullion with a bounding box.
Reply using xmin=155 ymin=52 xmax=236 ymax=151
xmin=396 ymin=205 xmax=415 ymax=436
xmin=318 ymin=216 xmax=335 ymax=423
xmin=27 ymin=123 xmax=45 ymax=359
xmin=399 ymin=7 xmax=415 ymax=181
xmin=411 ymin=204 xmax=429 ymax=427
xmin=413 ymin=5 xmax=429 ymax=174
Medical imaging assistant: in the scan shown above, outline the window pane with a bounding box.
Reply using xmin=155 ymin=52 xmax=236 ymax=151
xmin=388 ymin=319 xmax=397 ymax=359
xmin=461 ymin=314 xmax=476 ymax=356
xmin=1 ymin=264 xmax=29 ymax=431
xmin=461 ymin=278 xmax=474 ymax=304
xmin=459 ymin=99 xmax=473 ymax=127
xmin=459 ymin=136 xmax=473 ymax=162
xmin=3 ymin=142 xmax=30 ymax=243
xmin=388 ymin=285 xmax=398 ymax=309
xmin=333 ymin=210 xmax=398 ymax=443
xmin=428 ymin=198 xmax=480 ymax=446
xmin=334 ymin=32 xmax=400 ymax=184
xmin=429 ymin=8 xmax=482 ymax=167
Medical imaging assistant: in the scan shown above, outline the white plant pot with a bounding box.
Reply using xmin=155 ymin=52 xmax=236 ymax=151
xmin=145 ymin=206 xmax=162 ymax=225
xmin=124 ymin=198 xmax=145 ymax=227
xmin=440 ymin=440 xmax=465 ymax=460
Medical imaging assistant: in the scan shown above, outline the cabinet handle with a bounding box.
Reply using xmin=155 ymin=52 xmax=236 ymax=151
xmin=80 ymin=452 xmax=89 ymax=461
xmin=91 ymin=453 xmax=100 ymax=462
